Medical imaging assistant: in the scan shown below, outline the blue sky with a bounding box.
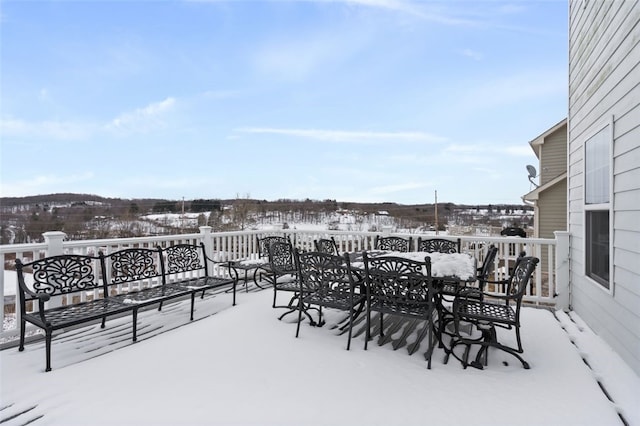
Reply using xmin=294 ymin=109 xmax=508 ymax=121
xmin=0 ymin=0 xmax=567 ymax=205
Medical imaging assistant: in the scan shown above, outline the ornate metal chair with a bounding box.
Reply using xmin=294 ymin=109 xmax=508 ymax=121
xmin=450 ymin=254 xmax=539 ymax=369
xmin=437 ymin=244 xmax=498 ymax=347
xmin=253 ymin=235 xmax=291 ymax=284
xmin=293 ymin=249 xmax=365 ymax=349
xmin=314 ymin=237 xmax=339 ymax=255
xmin=266 ymin=240 xmax=312 ymax=322
xmin=363 ymin=252 xmax=437 ymax=368
xmin=417 ymin=237 xmax=461 ymax=254
xmin=374 ymin=235 xmax=412 ymax=252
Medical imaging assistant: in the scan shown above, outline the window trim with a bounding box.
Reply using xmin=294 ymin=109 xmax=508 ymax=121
xmin=582 ymin=117 xmax=614 ymax=294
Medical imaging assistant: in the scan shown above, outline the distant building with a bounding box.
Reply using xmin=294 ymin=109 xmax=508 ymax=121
xmin=522 ymin=118 xmax=568 ymax=239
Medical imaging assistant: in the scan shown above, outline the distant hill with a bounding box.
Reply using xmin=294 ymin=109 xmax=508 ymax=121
xmin=0 ymin=193 xmax=533 ymax=244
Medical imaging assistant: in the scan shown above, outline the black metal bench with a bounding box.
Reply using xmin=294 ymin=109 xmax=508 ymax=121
xmin=15 ymin=243 xmax=236 ymax=372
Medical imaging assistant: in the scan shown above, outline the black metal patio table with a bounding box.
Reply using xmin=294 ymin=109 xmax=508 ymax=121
xmin=223 ymin=257 xmax=270 ymax=291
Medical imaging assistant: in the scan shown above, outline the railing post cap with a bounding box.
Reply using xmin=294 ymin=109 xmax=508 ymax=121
xmin=199 ymin=226 xmax=212 ymax=234
xmin=43 ymin=231 xmax=67 ymax=240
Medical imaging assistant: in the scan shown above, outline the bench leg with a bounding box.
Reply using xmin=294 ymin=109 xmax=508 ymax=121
xmin=132 ymin=309 xmax=138 ymax=342
xmin=45 ymin=329 xmax=52 ymax=372
xmin=190 ymin=293 xmax=196 ymax=321
xmin=19 ymin=318 xmax=26 ymax=351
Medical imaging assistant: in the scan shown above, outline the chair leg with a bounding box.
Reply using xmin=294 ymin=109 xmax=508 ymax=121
xmin=346 ymin=309 xmax=354 ymax=351
xmin=364 ymin=303 xmax=371 ymax=351
xmin=317 ymin=306 xmax=325 ymax=327
xmin=340 ymin=301 xmax=365 ymax=331
xmin=515 ymin=324 xmax=524 ymax=353
xmin=467 ymin=326 xmax=530 ymax=370
xmin=295 ymin=298 xmax=304 ymax=338
xmin=272 ymin=285 xmax=278 ymax=308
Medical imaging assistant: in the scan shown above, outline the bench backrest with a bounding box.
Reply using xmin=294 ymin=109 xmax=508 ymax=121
xmin=15 ymin=254 xmax=104 ymax=304
xmin=100 ymin=248 xmax=163 ymax=288
xmin=159 ymin=243 xmax=208 ymax=283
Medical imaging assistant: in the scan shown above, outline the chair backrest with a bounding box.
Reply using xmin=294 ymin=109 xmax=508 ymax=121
xmin=505 ymin=254 xmax=539 ymax=303
xmin=258 ymin=236 xmax=290 ymax=258
xmin=477 ymin=244 xmax=498 ymax=284
xmin=294 ymin=249 xmax=355 ymax=296
xmin=417 ymin=237 xmax=460 ymax=254
xmin=364 ymin=253 xmax=432 ymax=312
xmin=267 ymin=240 xmax=295 ymax=274
xmin=314 ymin=237 xmax=339 ymax=255
xmin=374 ymin=235 xmax=412 ymax=253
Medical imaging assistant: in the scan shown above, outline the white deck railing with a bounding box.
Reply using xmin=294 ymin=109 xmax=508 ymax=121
xmin=0 ymin=227 xmax=569 ymax=342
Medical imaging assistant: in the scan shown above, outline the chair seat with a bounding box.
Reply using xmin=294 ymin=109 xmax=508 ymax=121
xmin=274 ymin=280 xmax=300 ymax=292
xmin=303 ymin=292 xmax=365 ymax=311
xmin=456 ymin=299 xmax=516 ymax=325
xmin=370 ymin=300 xmax=431 ymax=318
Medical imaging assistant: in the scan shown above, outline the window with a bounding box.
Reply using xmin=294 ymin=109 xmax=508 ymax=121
xmin=586 ymin=210 xmax=610 ymax=288
xmin=584 ymin=123 xmax=612 ymax=290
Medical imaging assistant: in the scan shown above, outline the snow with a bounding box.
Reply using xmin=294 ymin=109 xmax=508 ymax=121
xmin=351 ymin=251 xmax=476 ymax=281
xmin=2 ymin=285 xmax=638 ymax=425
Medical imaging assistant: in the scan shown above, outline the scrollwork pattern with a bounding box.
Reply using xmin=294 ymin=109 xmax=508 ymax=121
xmin=418 ymin=238 xmax=458 ymax=254
xmin=367 ymin=257 xmax=432 ymax=308
xmin=109 ymin=249 xmax=159 ymax=283
xmin=32 ymin=256 xmax=96 ymax=295
xmin=376 ymin=237 xmax=410 ymax=253
xmin=165 ymin=245 xmax=202 ymax=273
xmin=297 ymin=252 xmax=351 ymax=296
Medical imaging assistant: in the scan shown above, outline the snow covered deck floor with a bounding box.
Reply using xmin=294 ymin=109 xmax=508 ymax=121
xmin=1 ymin=283 xmax=638 ymax=426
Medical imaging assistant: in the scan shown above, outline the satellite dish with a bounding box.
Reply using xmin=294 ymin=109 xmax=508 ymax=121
xmin=526 ymin=165 xmax=539 ymax=188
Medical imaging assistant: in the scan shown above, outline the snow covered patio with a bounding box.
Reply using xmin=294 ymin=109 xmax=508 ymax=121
xmin=1 ymin=284 xmax=638 ymax=426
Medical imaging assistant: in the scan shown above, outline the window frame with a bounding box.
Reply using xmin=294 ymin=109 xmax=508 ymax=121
xmin=582 ymin=117 xmax=614 ymax=293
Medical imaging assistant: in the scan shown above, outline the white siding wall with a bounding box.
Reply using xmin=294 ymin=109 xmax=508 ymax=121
xmin=568 ymin=0 xmax=640 ymax=375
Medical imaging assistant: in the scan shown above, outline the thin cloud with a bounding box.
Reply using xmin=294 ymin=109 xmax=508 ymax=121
xmin=236 ymin=127 xmax=446 ymax=143
xmin=326 ymin=0 xmax=482 ymax=26
xmin=460 ymin=48 xmax=483 ymax=61
xmin=459 ymin=69 xmax=566 ymax=109
xmin=106 ymin=97 xmax=176 ymax=134
xmin=251 ymin=26 xmax=369 ymax=81
xmin=0 ymin=117 xmax=93 ymax=141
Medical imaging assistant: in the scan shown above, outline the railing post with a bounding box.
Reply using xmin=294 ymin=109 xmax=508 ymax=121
xmin=554 ymin=231 xmax=570 ymax=311
xmin=43 ymin=231 xmax=66 ymax=256
xmin=199 ymin=226 xmax=215 ymax=262
xmin=43 ymin=231 xmax=66 ymax=308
